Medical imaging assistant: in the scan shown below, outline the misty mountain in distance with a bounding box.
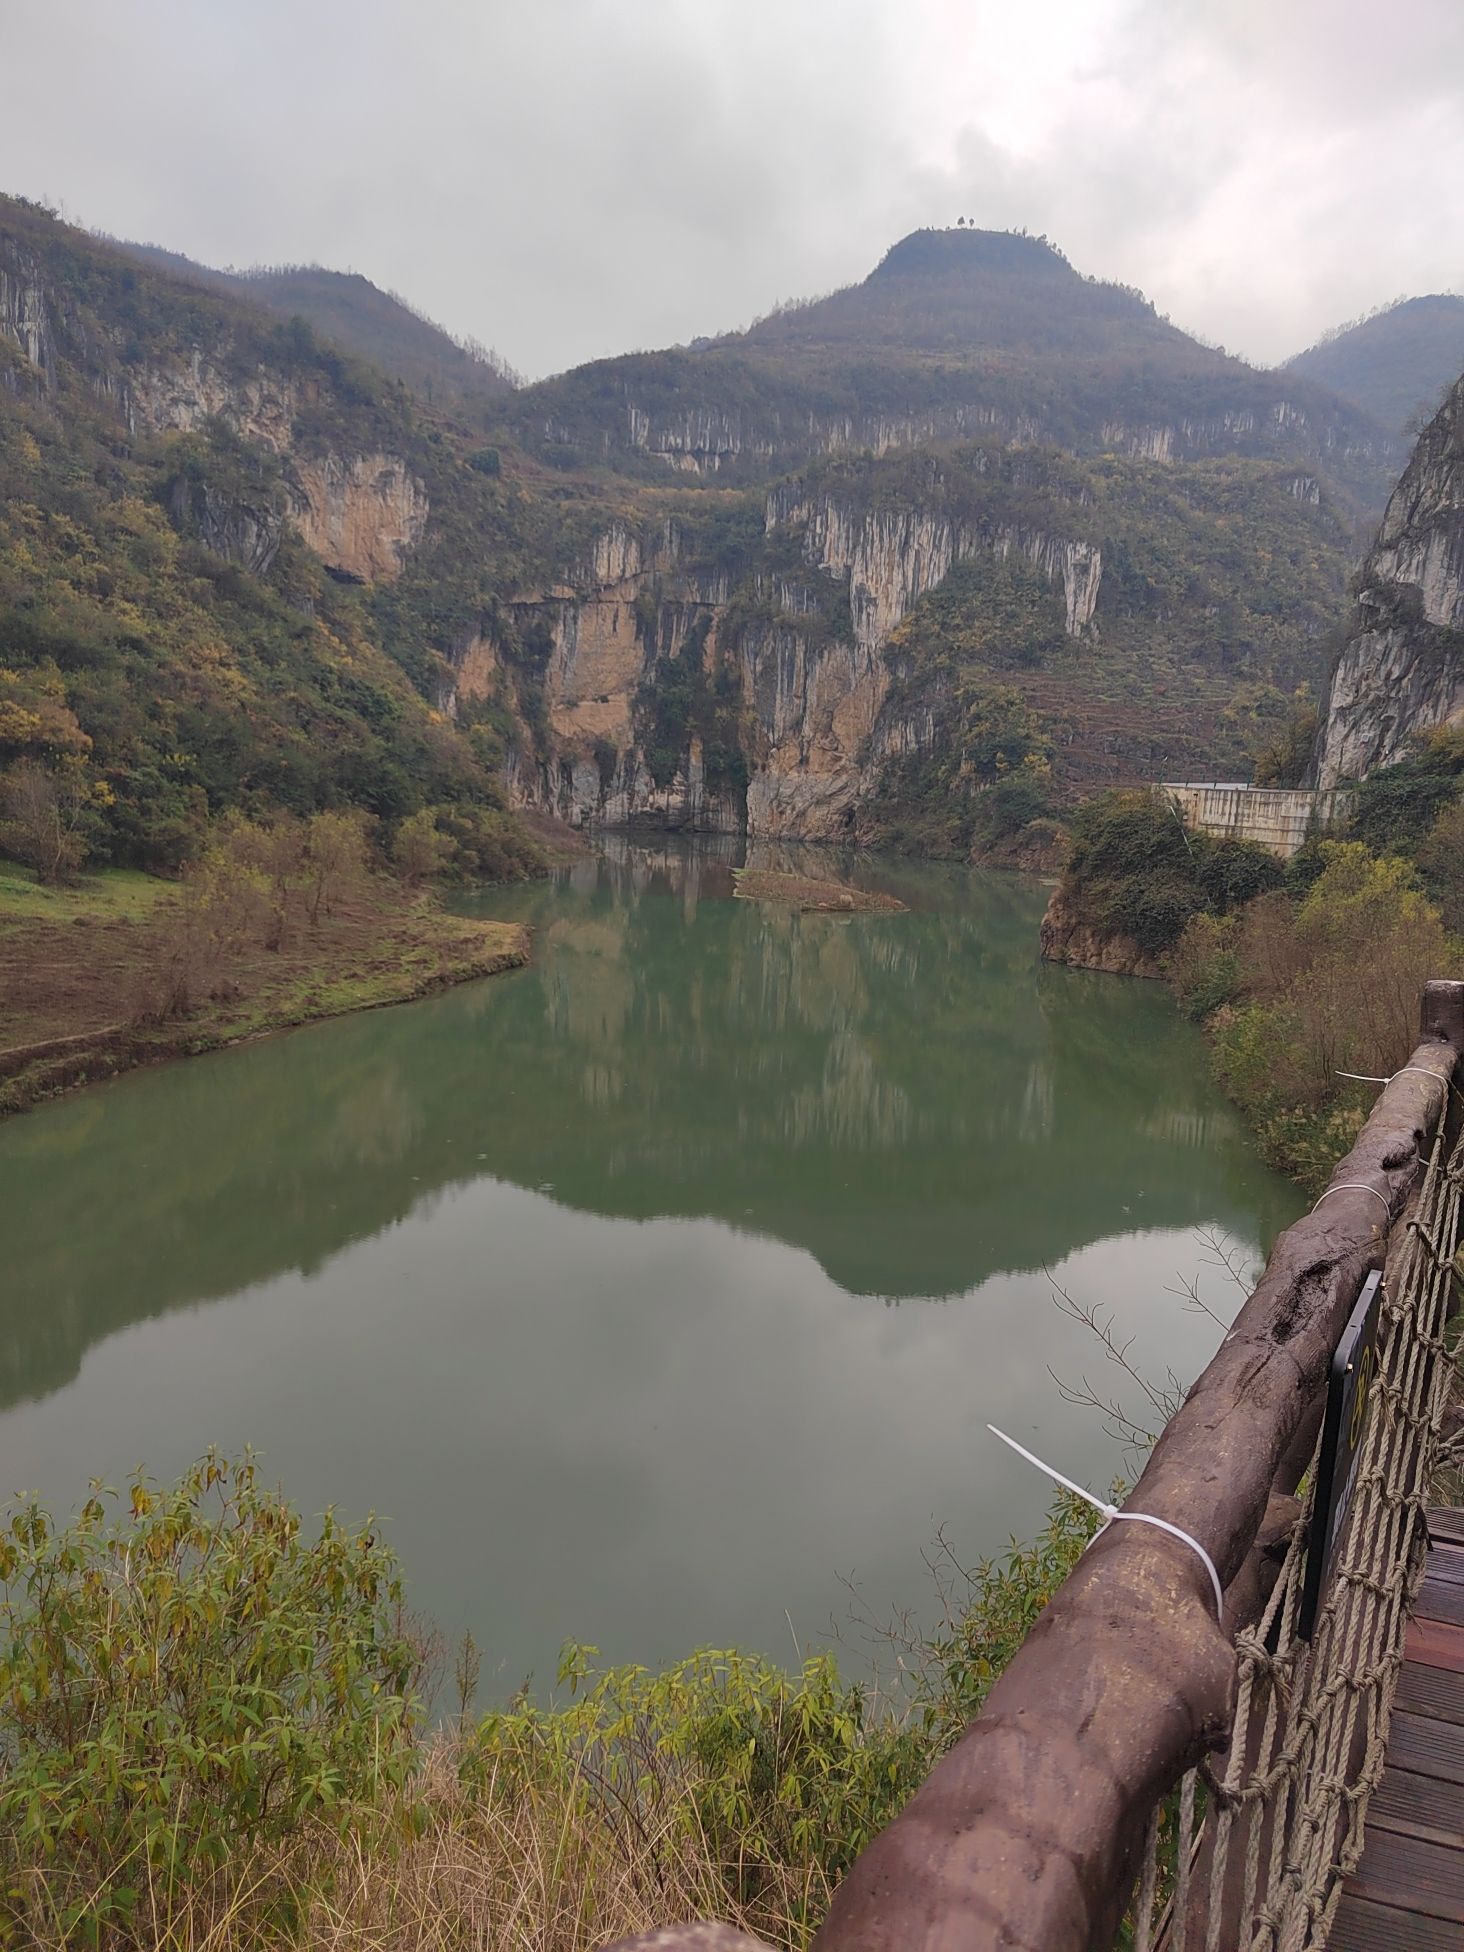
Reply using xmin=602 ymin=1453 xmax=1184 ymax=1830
xmin=1285 ymin=294 xmax=1464 ymax=439
xmin=115 ymin=222 xmax=1453 ymax=517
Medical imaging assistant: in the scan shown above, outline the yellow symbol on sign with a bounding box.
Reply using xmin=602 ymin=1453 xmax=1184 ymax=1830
xmin=1349 ymin=1346 xmax=1374 ymax=1451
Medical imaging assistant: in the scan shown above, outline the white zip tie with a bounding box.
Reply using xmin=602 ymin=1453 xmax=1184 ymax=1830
xmin=1336 ymin=1067 xmax=1448 ymax=1087
xmin=1312 ymin=1184 xmax=1391 ymax=1218
xmin=987 ymin=1425 xmax=1225 ymax=1624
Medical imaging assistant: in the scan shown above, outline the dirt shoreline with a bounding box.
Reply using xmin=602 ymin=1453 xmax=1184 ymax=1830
xmin=0 ymin=889 xmax=531 ymax=1120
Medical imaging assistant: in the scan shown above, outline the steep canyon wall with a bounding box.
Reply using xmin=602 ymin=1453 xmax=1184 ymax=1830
xmin=475 ymin=491 xmax=1103 ymax=840
xmin=1315 ymin=371 xmax=1464 ymax=785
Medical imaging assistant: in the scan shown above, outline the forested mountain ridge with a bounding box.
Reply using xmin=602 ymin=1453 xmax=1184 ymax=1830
xmin=115 ymin=238 xmax=518 ymax=417
xmin=1285 ymin=295 xmax=1464 ymax=440
xmin=0 ymin=193 xmax=602 ymax=871
xmin=0 ymin=199 xmax=1372 ymax=871
xmin=505 ymin=227 xmax=1399 ymax=512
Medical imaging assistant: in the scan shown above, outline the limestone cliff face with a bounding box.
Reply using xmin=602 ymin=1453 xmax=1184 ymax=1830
xmin=497 ymin=485 xmax=1102 ymax=840
xmin=0 ymin=244 xmax=56 ymax=390
xmin=127 ymin=352 xmax=300 ymax=451
xmin=615 ymin=393 xmax=1383 ymax=488
xmin=511 ymin=739 xmax=744 ymax=834
xmin=1314 ymin=372 xmax=1464 ymax=786
xmin=166 ymin=473 xmax=285 ymax=576
xmin=479 ymin=522 xmax=745 ymax=832
xmin=286 ymin=454 xmax=428 ymax=583
xmin=740 ymin=487 xmax=1101 ymax=836
xmin=768 ymin=484 xmax=1101 ymax=646
xmin=129 ymin=360 xmax=428 ymax=585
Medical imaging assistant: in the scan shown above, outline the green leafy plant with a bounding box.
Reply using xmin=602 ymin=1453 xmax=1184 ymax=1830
xmin=0 ymin=1453 xmax=423 ymax=1940
xmin=1059 ymin=792 xmax=1284 ymax=957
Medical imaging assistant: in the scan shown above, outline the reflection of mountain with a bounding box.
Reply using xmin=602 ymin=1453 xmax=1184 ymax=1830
xmin=0 ymin=846 xmax=1300 ymax=1409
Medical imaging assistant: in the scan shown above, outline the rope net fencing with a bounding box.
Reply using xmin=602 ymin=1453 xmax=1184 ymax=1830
xmin=1126 ymin=1109 xmax=1464 ymax=1952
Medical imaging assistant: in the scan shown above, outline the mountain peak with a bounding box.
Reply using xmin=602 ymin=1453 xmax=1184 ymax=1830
xmin=871 ymin=227 xmax=1072 ymax=282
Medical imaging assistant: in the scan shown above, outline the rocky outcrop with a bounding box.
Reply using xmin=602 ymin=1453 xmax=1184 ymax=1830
xmin=166 ymin=473 xmax=285 ymax=575
xmin=132 ymin=360 xmax=428 ymax=585
xmin=128 ymin=349 xmax=429 ymax=584
xmin=127 ymin=352 xmax=299 ymax=450
xmin=1314 ymin=371 xmax=1464 ymax=786
xmin=0 ymin=245 xmax=56 ymax=390
xmin=510 ymin=740 xmax=743 ymax=833
xmin=1038 ymin=886 xmax=1165 ymax=979
xmin=611 ymin=392 xmax=1387 ymax=492
xmin=767 ymin=486 xmax=1102 ymax=647
xmin=742 ymin=622 xmax=884 ymax=838
xmin=501 ymin=483 xmax=1109 ymax=840
xmin=287 ymin=453 xmax=427 ymax=584
xmin=440 ymin=629 xmax=502 ymax=718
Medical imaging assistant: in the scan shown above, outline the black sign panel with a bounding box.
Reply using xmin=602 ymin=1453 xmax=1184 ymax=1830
xmin=1299 ymin=1269 xmax=1384 ymax=1641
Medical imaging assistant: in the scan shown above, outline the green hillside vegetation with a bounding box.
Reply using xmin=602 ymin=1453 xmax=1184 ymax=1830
xmin=1284 ymin=294 xmax=1464 ymax=437
xmin=0 ymin=1451 xmax=1095 ymax=1950
xmin=116 ymin=239 xmax=518 ymax=418
xmin=748 ymin=229 xmax=1169 ymax=350
xmin=0 ymin=195 xmax=615 ymax=878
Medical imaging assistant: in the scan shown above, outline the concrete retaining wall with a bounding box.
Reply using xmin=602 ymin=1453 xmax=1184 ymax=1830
xmin=1157 ymin=782 xmax=1355 ymax=859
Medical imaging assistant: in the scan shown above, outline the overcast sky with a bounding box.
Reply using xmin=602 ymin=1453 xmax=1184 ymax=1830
xmin=3 ymin=0 xmax=1462 ymax=380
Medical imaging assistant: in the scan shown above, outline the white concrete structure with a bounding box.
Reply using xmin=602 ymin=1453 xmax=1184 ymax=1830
xmin=1156 ymin=782 xmax=1355 ymax=860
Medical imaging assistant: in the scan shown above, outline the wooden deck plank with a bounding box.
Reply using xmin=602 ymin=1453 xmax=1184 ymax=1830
xmin=1330 ymin=1891 xmax=1464 ymax=1951
xmin=1406 ymin=1615 xmax=1464 ymax=1674
xmin=1415 ymin=1570 xmax=1464 ymax=1627
xmin=1397 ymin=1659 xmax=1464 ymax=1727
xmin=1421 ymin=1541 xmax=1464 ymax=1587
xmin=1339 ymin=1525 xmax=1464 ymax=1945
xmin=1387 ymin=1709 xmax=1464 ymax=1784
xmin=1369 ymin=1763 xmax=1464 ymax=1848
xmin=1347 ymin=1828 xmax=1464 ymax=1922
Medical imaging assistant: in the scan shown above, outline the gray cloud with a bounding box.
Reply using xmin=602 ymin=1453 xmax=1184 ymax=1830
xmin=2 ymin=0 xmax=1461 ymax=377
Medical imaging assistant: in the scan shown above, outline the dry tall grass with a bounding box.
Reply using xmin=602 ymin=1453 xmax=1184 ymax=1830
xmin=13 ymin=1741 xmax=808 ymax=1952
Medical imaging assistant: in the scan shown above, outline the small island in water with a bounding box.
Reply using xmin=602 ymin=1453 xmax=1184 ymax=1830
xmin=731 ymin=868 xmax=908 ymax=913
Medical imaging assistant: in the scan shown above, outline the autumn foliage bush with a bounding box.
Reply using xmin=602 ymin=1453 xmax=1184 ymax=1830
xmin=134 ymin=811 xmax=373 ymax=1021
xmin=1172 ymin=843 xmax=1459 ymax=1187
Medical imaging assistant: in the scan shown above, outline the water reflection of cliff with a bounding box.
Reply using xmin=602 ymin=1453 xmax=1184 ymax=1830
xmin=0 ymin=844 xmax=1301 ymax=1409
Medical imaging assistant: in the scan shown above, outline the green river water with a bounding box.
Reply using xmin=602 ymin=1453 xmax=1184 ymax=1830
xmin=0 ymin=839 xmax=1301 ymax=1697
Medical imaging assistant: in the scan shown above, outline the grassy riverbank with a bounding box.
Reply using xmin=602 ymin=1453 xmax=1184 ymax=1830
xmin=0 ymin=860 xmax=529 ymax=1118
xmin=0 ymin=1455 xmax=1094 ymax=1951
